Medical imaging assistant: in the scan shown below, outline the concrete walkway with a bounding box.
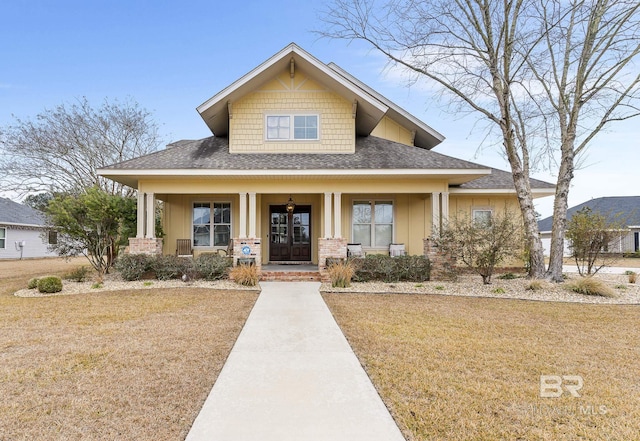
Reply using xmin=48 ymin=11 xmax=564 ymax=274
xmin=185 ymin=282 xmax=405 ymax=441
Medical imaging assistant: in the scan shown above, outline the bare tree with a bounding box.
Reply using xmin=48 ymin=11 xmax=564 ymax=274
xmin=528 ymin=0 xmax=640 ymax=280
xmin=0 ymin=97 xmax=163 ymax=197
xmin=320 ymin=0 xmax=640 ymax=281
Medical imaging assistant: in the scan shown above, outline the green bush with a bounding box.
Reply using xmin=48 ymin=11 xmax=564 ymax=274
xmin=352 ymin=254 xmax=430 ymax=283
xmin=151 ymin=255 xmax=194 ymax=280
xmin=64 ymin=265 xmax=90 ymax=282
xmin=194 ymin=253 xmax=232 ymax=280
xmin=115 ymin=254 xmax=153 ymax=281
xmin=37 ymin=276 xmax=63 ymax=294
xmin=28 ymin=278 xmax=39 ymax=289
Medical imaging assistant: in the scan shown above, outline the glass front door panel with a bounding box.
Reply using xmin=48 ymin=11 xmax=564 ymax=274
xmin=269 ymin=205 xmax=311 ymax=262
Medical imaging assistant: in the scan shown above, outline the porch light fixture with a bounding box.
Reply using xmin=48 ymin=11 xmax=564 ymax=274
xmin=286 ymin=195 xmax=296 ymax=213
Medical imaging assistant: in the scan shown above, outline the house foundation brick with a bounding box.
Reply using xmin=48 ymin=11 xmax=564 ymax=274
xmin=423 ymin=237 xmax=457 ymax=281
xmin=127 ymin=238 xmax=163 ymax=255
xmin=318 ymin=238 xmax=348 ymax=279
xmin=233 ymin=238 xmax=262 ymax=272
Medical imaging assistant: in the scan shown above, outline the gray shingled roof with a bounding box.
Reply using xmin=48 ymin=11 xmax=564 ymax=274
xmin=103 ymin=136 xmax=486 ymax=171
xmin=538 ymin=196 xmax=640 ymax=231
xmin=0 ymin=198 xmax=46 ymax=226
xmin=101 ymin=136 xmax=555 ymax=190
xmin=455 ymin=168 xmax=555 ymax=190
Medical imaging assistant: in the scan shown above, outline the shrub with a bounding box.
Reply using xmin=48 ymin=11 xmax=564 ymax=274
xmin=115 ymin=254 xmax=153 ymax=281
xmin=151 ymin=255 xmax=194 ymax=280
xmin=28 ymin=278 xmax=39 ymax=289
xmin=498 ymin=272 xmax=518 ymax=280
xmin=229 ymin=264 xmax=259 ymax=287
xmin=352 ymin=254 xmax=430 ymax=283
xmin=64 ymin=265 xmax=90 ymax=282
xmin=492 ymin=287 xmax=506 ymax=294
xmin=627 ymin=271 xmax=637 ymax=284
xmin=37 ymin=276 xmax=63 ymax=294
xmin=327 ymin=260 xmax=355 ymax=288
xmin=567 ymin=277 xmax=616 ymax=297
xmin=433 ymin=209 xmax=523 ymax=284
xmin=194 ymin=253 xmax=232 ymax=280
xmin=526 ymin=280 xmax=546 ymax=291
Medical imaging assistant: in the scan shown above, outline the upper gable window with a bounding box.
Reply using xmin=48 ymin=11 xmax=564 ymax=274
xmin=266 ymin=114 xmax=318 ymax=140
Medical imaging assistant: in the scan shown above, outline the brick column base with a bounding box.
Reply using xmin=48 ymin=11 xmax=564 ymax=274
xmin=233 ymin=238 xmax=262 ymax=272
xmin=127 ymin=238 xmax=163 ymax=255
xmin=318 ymin=238 xmax=348 ymax=278
xmin=424 ymin=237 xmax=457 ymax=281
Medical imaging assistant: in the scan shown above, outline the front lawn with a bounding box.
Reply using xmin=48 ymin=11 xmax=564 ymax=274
xmin=323 ymin=293 xmax=640 ymax=440
xmin=0 ymin=259 xmax=258 ymax=440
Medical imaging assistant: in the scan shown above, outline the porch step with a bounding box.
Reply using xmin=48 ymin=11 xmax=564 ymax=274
xmin=260 ymin=270 xmax=322 ymax=282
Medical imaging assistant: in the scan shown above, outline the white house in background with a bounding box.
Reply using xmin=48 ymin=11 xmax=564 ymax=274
xmin=538 ymin=196 xmax=640 ymax=257
xmin=0 ymin=197 xmax=57 ymax=259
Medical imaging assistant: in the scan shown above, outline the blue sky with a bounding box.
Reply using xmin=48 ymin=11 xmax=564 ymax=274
xmin=2 ymin=1 xmax=638 ymax=218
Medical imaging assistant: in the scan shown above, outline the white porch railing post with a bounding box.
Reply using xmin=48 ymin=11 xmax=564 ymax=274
xmin=239 ymin=192 xmax=247 ymax=238
xmin=145 ymin=193 xmax=155 ymax=239
xmin=137 ymin=192 xmax=145 ymax=238
xmin=324 ymin=192 xmax=332 ymax=239
xmin=248 ymin=192 xmax=257 ymax=238
xmin=333 ymin=192 xmax=342 ymax=238
xmin=441 ymin=192 xmax=449 ymax=226
xmin=431 ymin=192 xmax=441 ymax=236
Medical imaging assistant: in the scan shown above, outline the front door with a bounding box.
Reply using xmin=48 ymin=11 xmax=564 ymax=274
xmin=269 ymin=205 xmax=311 ymax=262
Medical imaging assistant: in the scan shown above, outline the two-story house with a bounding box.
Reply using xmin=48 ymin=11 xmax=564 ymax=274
xmin=98 ymin=43 xmax=554 ymax=271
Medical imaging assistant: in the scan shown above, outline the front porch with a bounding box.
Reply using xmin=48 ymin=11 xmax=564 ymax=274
xmin=128 ymin=189 xmax=455 ymax=276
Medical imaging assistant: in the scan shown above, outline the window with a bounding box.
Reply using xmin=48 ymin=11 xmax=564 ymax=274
xmin=48 ymin=230 xmax=58 ymax=245
xmin=193 ymin=202 xmax=231 ymax=247
xmin=0 ymin=227 xmax=5 ymax=249
xmin=472 ymin=209 xmax=493 ymax=226
xmin=352 ymin=200 xmax=394 ymax=247
xmin=266 ymin=114 xmax=318 ymax=140
xmin=213 ymin=202 xmax=231 ymax=246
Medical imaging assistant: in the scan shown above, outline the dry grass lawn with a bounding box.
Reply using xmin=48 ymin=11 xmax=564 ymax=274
xmin=0 ymin=258 xmax=258 ymax=440
xmin=323 ymin=293 xmax=640 ymax=441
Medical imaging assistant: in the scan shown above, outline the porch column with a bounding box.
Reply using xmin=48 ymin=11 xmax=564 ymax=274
xmin=431 ymin=192 xmax=441 ymax=236
xmin=248 ymin=192 xmax=257 ymax=238
xmin=136 ymin=192 xmax=145 ymax=238
xmin=324 ymin=192 xmax=332 ymax=239
xmin=333 ymin=192 xmax=342 ymax=238
xmin=239 ymin=192 xmax=247 ymax=238
xmin=145 ymin=192 xmax=155 ymax=239
xmin=441 ymin=192 xmax=449 ymax=225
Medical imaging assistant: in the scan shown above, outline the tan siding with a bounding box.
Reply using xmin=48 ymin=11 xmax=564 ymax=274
xmin=229 ymin=72 xmax=355 ymax=154
xmin=449 ymin=195 xmax=520 ymax=218
xmin=162 ymin=194 xmax=239 ymax=256
xmin=371 ymin=116 xmax=414 ymax=146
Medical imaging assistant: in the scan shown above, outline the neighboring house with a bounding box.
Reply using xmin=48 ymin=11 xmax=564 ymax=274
xmin=0 ymin=197 xmax=57 ymax=259
xmin=98 ymin=43 xmax=554 ymax=270
xmin=538 ymin=196 xmax=640 ymax=256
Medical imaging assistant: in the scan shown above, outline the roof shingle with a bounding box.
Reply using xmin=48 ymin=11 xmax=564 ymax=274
xmin=0 ymin=198 xmax=46 ymax=226
xmin=538 ymin=196 xmax=640 ymax=231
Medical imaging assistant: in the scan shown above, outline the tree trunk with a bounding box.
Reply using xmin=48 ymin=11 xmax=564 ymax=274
xmin=501 ymin=132 xmax=546 ymax=279
xmin=514 ymin=178 xmax=546 ymax=279
xmin=546 ymin=146 xmax=575 ymax=282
